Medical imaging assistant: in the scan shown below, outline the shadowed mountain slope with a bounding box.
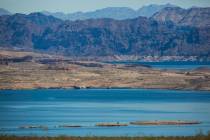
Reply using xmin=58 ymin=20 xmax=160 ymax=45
xmin=0 ymin=9 xmax=210 ymax=57
xmin=152 ymin=7 xmax=210 ymax=27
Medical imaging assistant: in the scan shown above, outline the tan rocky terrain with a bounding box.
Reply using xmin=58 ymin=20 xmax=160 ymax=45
xmin=0 ymin=51 xmax=210 ymax=91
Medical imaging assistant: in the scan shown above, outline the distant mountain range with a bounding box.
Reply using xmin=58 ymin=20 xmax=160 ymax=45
xmin=0 ymin=6 xmax=210 ymax=58
xmin=42 ymin=4 xmax=175 ymax=20
xmin=0 ymin=4 xmax=175 ymax=20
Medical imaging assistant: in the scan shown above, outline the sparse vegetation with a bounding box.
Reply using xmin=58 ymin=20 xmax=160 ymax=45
xmin=0 ymin=134 xmax=210 ymax=140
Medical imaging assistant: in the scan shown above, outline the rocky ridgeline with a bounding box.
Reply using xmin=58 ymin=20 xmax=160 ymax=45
xmin=0 ymin=6 xmax=210 ymax=58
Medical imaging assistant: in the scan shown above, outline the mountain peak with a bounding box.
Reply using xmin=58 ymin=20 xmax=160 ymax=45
xmin=41 ymin=3 xmax=178 ymax=20
xmin=152 ymin=7 xmax=210 ymax=27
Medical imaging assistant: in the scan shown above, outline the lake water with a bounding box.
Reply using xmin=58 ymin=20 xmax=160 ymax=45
xmin=0 ymin=89 xmax=210 ymax=136
xmin=106 ymin=61 xmax=210 ymax=70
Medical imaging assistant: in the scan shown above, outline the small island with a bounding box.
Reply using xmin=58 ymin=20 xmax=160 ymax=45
xmin=96 ymin=123 xmax=128 ymax=127
xmin=130 ymin=120 xmax=201 ymax=125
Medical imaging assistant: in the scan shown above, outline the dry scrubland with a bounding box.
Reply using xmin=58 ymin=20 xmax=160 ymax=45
xmin=0 ymin=134 xmax=210 ymax=140
xmin=0 ymin=51 xmax=210 ymax=91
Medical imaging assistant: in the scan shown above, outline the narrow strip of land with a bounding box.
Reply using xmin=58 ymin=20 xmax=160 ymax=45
xmin=130 ymin=121 xmax=201 ymax=125
xmin=0 ymin=51 xmax=210 ymax=91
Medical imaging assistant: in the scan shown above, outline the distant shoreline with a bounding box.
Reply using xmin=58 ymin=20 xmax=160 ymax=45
xmin=1 ymin=87 xmax=210 ymax=93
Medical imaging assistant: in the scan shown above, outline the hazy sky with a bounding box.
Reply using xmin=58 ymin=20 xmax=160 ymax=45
xmin=1 ymin=0 xmax=210 ymax=14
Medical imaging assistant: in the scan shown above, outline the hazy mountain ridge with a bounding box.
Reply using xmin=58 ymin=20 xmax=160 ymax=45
xmin=0 ymin=6 xmax=210 ymax=58
xmin=137 ymin=3 xmax=176 ymax=17
xmin=0 ymin=8 xmax=11 ymax=16
xmin=41 ymin=4 xmax=176 ymax=20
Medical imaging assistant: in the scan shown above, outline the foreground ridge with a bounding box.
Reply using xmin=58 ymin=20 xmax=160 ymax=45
xmin=0 ymin=134 xmax=210 ymax=140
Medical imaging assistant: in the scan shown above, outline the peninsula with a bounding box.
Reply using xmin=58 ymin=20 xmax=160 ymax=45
xmin=0 ymin=50 xmax=210 ymax=91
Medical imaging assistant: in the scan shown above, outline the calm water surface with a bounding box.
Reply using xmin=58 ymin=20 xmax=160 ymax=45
xmin=0 ymin=89 xmax=210 ymax=136
xmin=107 ymin=61 xmax=210 ymax=70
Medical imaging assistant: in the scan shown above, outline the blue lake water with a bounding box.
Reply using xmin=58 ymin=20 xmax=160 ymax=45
xmin=0 ymin=89 xmax=210 ymax=136
xmin=106 ymin=61 xmax=210 ymax=70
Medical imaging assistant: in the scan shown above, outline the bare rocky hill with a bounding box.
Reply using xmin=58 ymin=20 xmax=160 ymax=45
xmin=0 ymin=7 xmax=210 ymax=58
